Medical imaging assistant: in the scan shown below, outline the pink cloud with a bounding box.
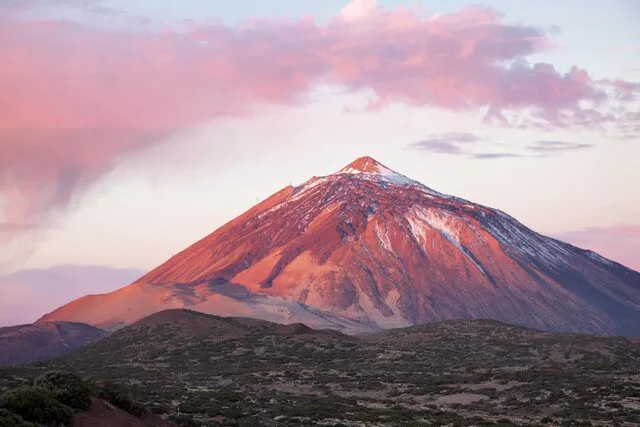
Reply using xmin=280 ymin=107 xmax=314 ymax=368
xmin=0 ymin=3 xmax=637 ymax=261
xmin=555 ymin=226 xmax=640 ymax=271
xmin=601 ymin=78 xmax=640 ymax=101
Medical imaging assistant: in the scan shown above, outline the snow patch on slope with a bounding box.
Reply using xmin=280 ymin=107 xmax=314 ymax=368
xmin=257 ymin=176 xmax=332 ymax=219
xmin=585 ymin=250 xmax=615 ymax=266
xmin=375 ymin=223 xmax=394 ymax=253
xmin=406 ymin=215 xmax=428 ymax=248
xmin=339 ymin=164 xmax=418 ymax=186
xmin=289 ymin=176 xmax=330 ymax=202
xmin=482 ymin=211 xmax=572 ymax=266
xmin=409 ymin=209 xmax=488 ymax=278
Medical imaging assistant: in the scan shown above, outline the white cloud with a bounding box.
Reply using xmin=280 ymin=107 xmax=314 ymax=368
xmin=339 ymin=0 xmax=379 ymax=21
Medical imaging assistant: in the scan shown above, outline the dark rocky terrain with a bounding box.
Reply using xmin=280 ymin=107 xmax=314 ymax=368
xmin=2 ymin=309 xmax=639 ymax=426
xmin=0 ymin=322 xmax=105 ymax=366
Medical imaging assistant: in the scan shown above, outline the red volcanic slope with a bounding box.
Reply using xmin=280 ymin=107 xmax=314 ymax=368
xmin=39 ymin=157 xmax=640 ymax=335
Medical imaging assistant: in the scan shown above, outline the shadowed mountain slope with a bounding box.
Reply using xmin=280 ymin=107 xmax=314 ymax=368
xmin=0 ymin=322 xmax=105 ymax=366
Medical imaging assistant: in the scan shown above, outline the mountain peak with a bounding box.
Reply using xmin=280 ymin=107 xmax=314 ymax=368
xmin=38 ymin=154 xmax=640 ymax=337
xmin=336 ymin=156 xmax=417 ymax=186
xmin=339 ymin=156 xmax=386 ymax=174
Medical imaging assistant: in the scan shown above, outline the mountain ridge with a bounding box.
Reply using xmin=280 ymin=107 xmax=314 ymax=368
xmin=0 ymin=321 xmax=105 ymax=366
xmin=38 ymin=156 xmax=640 ymax=336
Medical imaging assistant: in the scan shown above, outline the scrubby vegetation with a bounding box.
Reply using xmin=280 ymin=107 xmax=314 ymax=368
xmin=0 ymin=386 xmax=74 ymax=426
xmin=33 ymin=371 xmax=92 ymax=411
xmin=0 ymin=408 xmax=36 ymax=427
xmin=96 ymin=380 xmax=147 ymax=417
xmin=0 ymin=313 xmax=639 ymax=426
xmin=0 ymin=370 xmax=151 ymax=426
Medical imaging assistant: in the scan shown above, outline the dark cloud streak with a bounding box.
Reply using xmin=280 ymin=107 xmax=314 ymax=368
xmin=527 ymin=140 xmax=593 ymax=152
xmin=407 ymin=133 xmax=482 ymax=155
xmin=471 ymin=153 xmax=522 ymax=159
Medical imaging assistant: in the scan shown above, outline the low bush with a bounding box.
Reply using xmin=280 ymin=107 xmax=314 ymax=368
xmin=34 ymin=371 xmax=92 ymax=411
xmin=0 ymin=386 xmax=74 ymax=426
xmin=168 ymin=413 xmax=200 ymax=427
xmin=97 ymin=381 xmax=147 ymax=417
xmin=0 ymin=408 xmax=37 ymax=427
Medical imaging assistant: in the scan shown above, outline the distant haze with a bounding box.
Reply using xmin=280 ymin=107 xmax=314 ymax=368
xmin=0 ymin=264 xmax=145 ymax=326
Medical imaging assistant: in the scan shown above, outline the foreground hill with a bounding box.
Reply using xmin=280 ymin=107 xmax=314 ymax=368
xmin=0 ymin=322 xmax=104 ymax=366
xmin=0 ymin=370 xmax=174 ymax=427
xmin=39 ymin=156 xmax=640 ymax=336
xmin=3 ymin=309 xmax=640 ymax=426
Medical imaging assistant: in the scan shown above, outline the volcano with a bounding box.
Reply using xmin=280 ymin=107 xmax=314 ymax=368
xmin=39 ymin=156 xmax=640 ymax=335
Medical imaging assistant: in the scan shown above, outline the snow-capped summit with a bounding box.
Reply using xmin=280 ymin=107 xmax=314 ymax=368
xmin=39 ymin=156 xmax=640 ymax=336
xmin=339 ymin=156 xmax=387 ymax=174
xmin=337 ymin=156 xmax=419 ymax=186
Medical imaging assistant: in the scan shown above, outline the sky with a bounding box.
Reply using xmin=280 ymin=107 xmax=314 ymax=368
xmin=0 ymin=0 xmax=639 ymax=325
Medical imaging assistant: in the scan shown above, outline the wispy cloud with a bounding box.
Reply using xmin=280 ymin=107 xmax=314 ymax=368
xmin=406 ymin=132 xmax=522 ymax=160
xmin=409 ymin=140 xmax=466 ymax=155
xmin=408 ymin=133 xmax=521 ymax=159
xmin=408 ymin=135 xmax=594 ymax=159
xmin=471 ymin=153 xmax=522 ymax=159
xmin=407 ymin=133 xmax=482 ymax=154
xmin=527 ymin=140 xmax=593 ymax=153
xmin=599 ymin=79 xmax=640 ymax=102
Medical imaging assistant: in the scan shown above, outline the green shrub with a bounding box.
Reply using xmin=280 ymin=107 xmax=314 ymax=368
xmin=34 ymin=371 xmax=92 ymax=411
xmin=168 ymin=413 xmax=200 ymax=427
xmin=0 ymin=386 xmax=74 ymax=426
xmin=0 ymin=409 xmax=37 ymax=427
xmin=97 ymin=381 xmax=146 ymax=417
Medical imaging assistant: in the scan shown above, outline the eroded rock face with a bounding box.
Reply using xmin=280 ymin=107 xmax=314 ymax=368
xmin=39 ymin=157 xmax=640 ymax=335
